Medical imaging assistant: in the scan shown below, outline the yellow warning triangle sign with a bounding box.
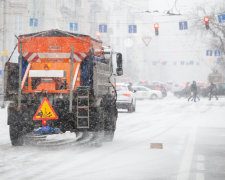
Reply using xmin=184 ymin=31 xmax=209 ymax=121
xmin=33 ymin=97 xmax=58 ymax=120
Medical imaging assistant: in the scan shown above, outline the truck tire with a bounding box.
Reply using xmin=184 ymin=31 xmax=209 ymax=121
xmin=9 ymin=123 xmax=24 ymax=146
xmin=104 ymin=106 xmax=117 ymax=142
xmin=8 ymin=106 xmax=26 ymax=146
xmin=104 ymin=130 xmax=114 ymax=142
xmin=87 ymin=107 xmax=104 ymax=146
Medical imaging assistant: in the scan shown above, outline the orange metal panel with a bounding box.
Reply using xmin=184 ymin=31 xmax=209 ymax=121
xmin=18 ymin=37 xmax=91 ymax=54
xmin=18 ymin=36 xmax=104 ymax=56
xmin=22 ymin=62 xmax=81 ymax=93
xmin=18 ymin=32 xmax=103 ymax=94
xmin=23 ymin=90 xmax=70 ymax=94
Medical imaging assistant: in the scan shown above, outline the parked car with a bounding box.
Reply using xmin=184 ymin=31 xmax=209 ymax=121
xmin=147 ymin=84 xmax=167 ymax=97
xmin=132 ymin=85 xmax=162 ymax=99
xmin=116 ymin=83 xmax=136 ymax=112
xmin=171 ymin=83 xmax=184 ymax=93
xmin=216 ymin=83 xmax=225 ymax=96
xmin=201 ymin=82 xmax=225 ymax=97
xmin=174 ymin=82 xmax=208 ymax=98
xmin=173 ymin=87 xmax=191 ymax=98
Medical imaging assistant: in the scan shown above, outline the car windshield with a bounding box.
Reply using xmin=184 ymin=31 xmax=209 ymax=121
xmin=133 ymin=86 xmax=148 ymax=91
xmin=116 ymin=85 xmax=128 ymax=91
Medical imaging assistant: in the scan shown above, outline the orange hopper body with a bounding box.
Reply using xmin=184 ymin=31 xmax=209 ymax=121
xmin=18 ymin=30 xmax=103 ymax=94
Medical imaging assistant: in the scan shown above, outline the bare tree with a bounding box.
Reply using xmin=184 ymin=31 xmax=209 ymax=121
xmin=191 ymin=4 xmax=225 ymax=75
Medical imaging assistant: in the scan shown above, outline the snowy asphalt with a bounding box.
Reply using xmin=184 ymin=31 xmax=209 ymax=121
xmin=0 ymin=94 xmax=225 ymax=180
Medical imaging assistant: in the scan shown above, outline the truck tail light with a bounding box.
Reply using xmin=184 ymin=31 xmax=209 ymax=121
xmin=42 ymin=120 xmax=47 ymax=126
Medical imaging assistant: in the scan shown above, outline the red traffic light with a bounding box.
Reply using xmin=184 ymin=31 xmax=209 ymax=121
xmin=42 ymin=120 xmax=47 ymax=126
xmin=204 ymin=17 xmax=209 ymax=23
xmin=204 ymin=17 xmax=209 ymax=30
xmin=154 ymin=23 xmax=159 ymax=29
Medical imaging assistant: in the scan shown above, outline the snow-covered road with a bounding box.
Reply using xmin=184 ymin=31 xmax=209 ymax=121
xmin=1 ymin=95 xmax=225 ymax=180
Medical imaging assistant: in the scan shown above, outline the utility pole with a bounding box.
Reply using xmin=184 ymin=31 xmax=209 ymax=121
xmin=1 ymin=0 xmax=7 ymax=108
xmin=3 ymin=0 xmax=6 ymax=51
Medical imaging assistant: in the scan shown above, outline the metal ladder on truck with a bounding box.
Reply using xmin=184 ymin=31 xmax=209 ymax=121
xmin=76 ymin=88 xmax=89 ymax=128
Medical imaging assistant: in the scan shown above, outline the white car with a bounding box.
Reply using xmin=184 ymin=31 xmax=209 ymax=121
xmin=132 ymin=85 xmax=162 ymax=100
xmin=116 ymin=83 xmax=136 ymax=112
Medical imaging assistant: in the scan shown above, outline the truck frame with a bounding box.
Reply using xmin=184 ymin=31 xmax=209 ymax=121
xmin=4 ymin=29 xmax=123 ymax=146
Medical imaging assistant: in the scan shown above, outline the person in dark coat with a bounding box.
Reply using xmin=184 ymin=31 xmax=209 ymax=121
xmin=188 ymin=81 xmax=199 ymax=102
xmin=208 ymin=82 xmax=218 ymax=100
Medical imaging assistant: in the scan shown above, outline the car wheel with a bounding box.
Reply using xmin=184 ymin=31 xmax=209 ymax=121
xmin=150 ymin=94 xmax=158 ymax=99
xmin=132 ymin=100 xmax=136 ymax=112
xmin=132 ymin=105 xmax=136 ymax=112
xmin=128 ymin=104 xmax=133 ymax=113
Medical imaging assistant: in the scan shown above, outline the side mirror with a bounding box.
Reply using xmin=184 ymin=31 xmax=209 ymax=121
xmin=116 ymin=68 xmax=123 ymax=76
xmin=116 ymin=53 xmax=123 ymax=76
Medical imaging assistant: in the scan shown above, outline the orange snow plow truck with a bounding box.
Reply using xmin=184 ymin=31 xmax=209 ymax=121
xmin=4 ymin=29 xmax=123 ymax=146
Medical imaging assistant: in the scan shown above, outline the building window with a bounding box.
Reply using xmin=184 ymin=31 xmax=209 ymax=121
xmin=180 ymin=61 xmax=185 ymax=65
xmin=161 ymin=61 xmax=167 ymax=65
xmin=206 ymin=50 xmax=213 ymax=56
xmin=70 ymin=23 xmax=78 ymax=32
xmin=152 ymin=61 xmax=158 ymax=65
xmin=179 ymin=21 xmax=188 ymax=30
xmin=216 ymin=58 xmax=221 ymax=64
xmin=128 ymin=25 xmax=137 ymax=33
xmin=30 ymin=18 xmax=38 ymax=27
xmin=14 ymin=15 xmax=23 ymax=35
xmin=76 ymin=0 xmax=81 ymax=7
xmin=99 ymin=24 xmax=107 ymax=33
xmin=215 ymin=50 xmax=221 ymax=56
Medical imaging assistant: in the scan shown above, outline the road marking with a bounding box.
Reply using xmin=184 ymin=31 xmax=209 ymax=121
xmin=196 ymin=162 xmax=205 ymax=171
xmin=177 ymin=124 xmax=197 ymax=180
xmin=196 ymin=173 xmax=205 ymax=180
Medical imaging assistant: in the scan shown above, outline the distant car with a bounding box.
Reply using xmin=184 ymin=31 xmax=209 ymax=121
xmin=174 ymin=82 xmax=208 ymax=98
xmin=132 ymin=85 xmax=162 ymax=100
xmin=116 ymin=83 xmax=136 ymax=112
xmin=216 ymin=83 xmax=225 ymax=96
xmin=171 ymin=83 xmax=184 ymax=93
xmin=173 ymin=87 xmax=190 ymax=98
xmin=147 ymin=84 xmax=167 ymax=97
xmin=201 ymin=83 xmax=225 ymax=97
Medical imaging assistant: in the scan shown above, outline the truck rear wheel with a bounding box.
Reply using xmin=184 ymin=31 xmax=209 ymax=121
xmin=8 ymin=106 xmax=25 ymax=146
xmin=104 ymin=106 xmax=117 ymax=142
xmin=9 ymin=123 xmax=24 ymax=146
xmin=104 ymin=130 xmax=115 ymax=142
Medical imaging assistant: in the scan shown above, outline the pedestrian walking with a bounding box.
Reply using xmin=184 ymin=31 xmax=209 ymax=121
xmin=188 ymin=81 xmax=200 ymax=102
xmin=208 ymin=82 xmax=218 ymax=100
